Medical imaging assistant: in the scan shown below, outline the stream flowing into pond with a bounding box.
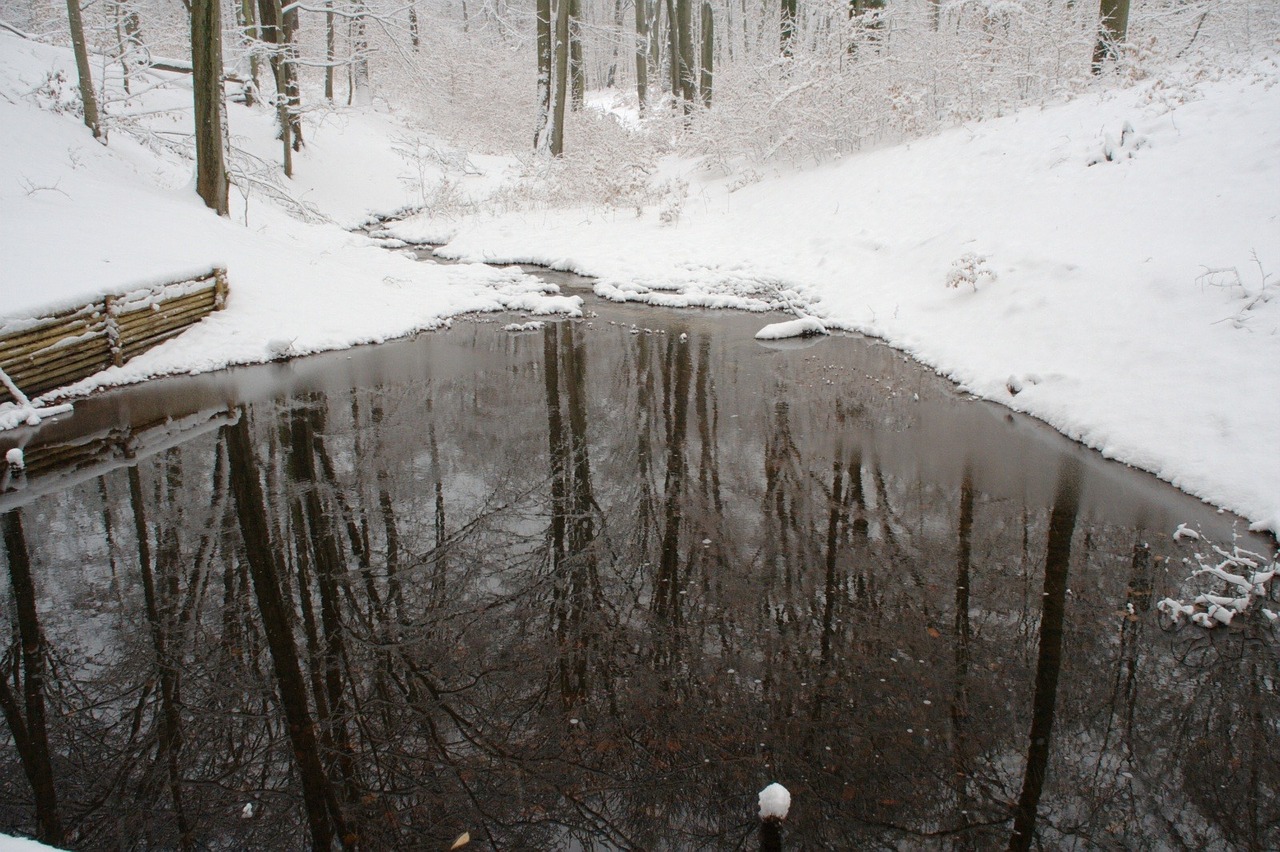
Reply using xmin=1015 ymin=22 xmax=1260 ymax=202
xmin=0 ymin=267 xmax=1276 ymax=850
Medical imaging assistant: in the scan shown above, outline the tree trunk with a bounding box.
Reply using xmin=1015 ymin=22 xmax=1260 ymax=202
xmin=606 ymin=0 xmax=624 ymax=88
xmin=237 ymin=0 xmax=262 ymax=106
xmin=699 ymin=2 xmax=712 ymax=108
xmin=258 ymin=0 xmax=294 ymax=174
xmin=66 ymin=0 xmax=103 ymax=140
xmin=676 ymin=0 xmax=694 ymax=107
xmin=634 ymin=0 xmax=649 ymax=112
xmin=780 ymin=0 xmax=796 ymax=57
xmin=282 ymin=1 xmax=303 ymax=143
xmin=1092 ymin=0 xmax=1131 ymax=73
xmin=569 ymin=0 xmax=584 ymax=110
xmin=348 ymin=0 xmax=370 ymax=105
xmin=665 ymin=0 xmax=678 ymax=96
xmin=534 ymin=0 xmax=553 ymax=148
xmin=551 ymin=0 xmax=570 ymax=155
xmin=325 ymin=0 xmax=335 ymax=101
xmin=191 ymin=0 xmax=230 ymax=215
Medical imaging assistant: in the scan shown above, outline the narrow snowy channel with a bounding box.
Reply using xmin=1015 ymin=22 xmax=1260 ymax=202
xmin=0 ymin=276 xmax=1275 ymax=849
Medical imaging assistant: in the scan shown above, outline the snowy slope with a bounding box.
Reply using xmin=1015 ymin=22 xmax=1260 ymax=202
xmin=394 ymin=57 xmax=1280 ymax=533
xmin=0 ymin=30 xmax=575 ymax=381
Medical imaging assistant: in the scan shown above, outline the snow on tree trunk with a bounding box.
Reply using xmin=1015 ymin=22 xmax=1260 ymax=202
xmin=535 ymin=0 xmax=553 ymax=149
xmin=1092 ymin=0 xmax=1131 ymax=73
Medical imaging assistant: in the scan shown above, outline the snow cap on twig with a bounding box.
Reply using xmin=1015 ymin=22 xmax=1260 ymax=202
xmin=758 ymin=782 xmax=791 ymax=821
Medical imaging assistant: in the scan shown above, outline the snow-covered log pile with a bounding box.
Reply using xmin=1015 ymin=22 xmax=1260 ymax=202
xmin=0 ymin=268 xmax=227 ymax=415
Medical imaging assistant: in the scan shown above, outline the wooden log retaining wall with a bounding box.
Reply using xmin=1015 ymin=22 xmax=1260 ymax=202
xmin=0 ymin=268 xmax=228 ymax=405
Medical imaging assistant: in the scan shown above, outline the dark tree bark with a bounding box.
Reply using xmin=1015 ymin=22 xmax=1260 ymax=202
xmin=634 ymin=0 xmax=649 ymax=112
xmin=551 ymin=0 xmax=571 ymax=155
xmin=1092 ymin=0 xmax=1131 ymax=73
xmin=534 ymin=0 xmax=553 ymax=148
xmin=325 ymin=0 xmax=336 ymax=101
xmin=699 ymin=2 xmax=713 ymax=107
xmin=191 ymin=0 xmax=229 ymax=215
xmin=238 ymin=0 xmax=262 ymax=104
xmin=676 ymin=0 xmax=694 ymax=106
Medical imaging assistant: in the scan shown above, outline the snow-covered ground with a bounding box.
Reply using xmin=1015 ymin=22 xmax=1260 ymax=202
xmin=1 ymin=28 xmax=1277 ymax=533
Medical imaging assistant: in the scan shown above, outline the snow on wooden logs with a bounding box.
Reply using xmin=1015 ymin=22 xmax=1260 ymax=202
xmin=0 ymin=268 xmax=228 ymax=404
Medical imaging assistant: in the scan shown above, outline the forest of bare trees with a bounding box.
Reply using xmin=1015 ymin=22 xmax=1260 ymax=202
xmin=4 ymin=0 xmax=1271 ymax=185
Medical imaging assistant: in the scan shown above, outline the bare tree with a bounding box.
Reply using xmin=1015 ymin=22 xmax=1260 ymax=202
xmin=65 ymin=0 xmax=103 ymax=140
xmin=191 ymin=0 xmax=229 ymax=214
xmin=1092 ymin=0 xmax=1131 ymax=73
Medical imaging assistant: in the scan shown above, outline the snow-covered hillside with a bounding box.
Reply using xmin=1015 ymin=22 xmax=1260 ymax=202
xmin=1 ymin=26 xmax=1277 ymax=533
xmin=0 ymin=29 xmax=578 ymax=385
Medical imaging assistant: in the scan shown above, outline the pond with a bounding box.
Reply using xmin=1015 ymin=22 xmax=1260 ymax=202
xmin=0 ymin=274 xmax=1276 ymax=850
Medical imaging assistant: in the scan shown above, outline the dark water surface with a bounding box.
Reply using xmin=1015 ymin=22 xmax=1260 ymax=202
xmin=0 ymin=284 xmax=1276 ymax=850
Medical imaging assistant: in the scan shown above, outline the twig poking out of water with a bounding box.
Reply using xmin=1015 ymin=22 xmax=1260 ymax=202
xmin=1157 ymin=526 xmax=1277 ymax=628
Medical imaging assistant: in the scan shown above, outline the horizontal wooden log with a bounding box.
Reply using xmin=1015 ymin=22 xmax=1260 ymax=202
xmin=2 ymin=268 xmax=227 ymax=404
xmin=5 ymin=340 xmax=112 ymax=386
xmin=113 ymin=284 xmax=217 ymax=323
xmin=116 ymin=297 xmax=215 ymax=337
xmin=8 ymin=350 xmax=114 ymax=399
xmin=0 ymin=313 xmax=104 ymax=358
xmin=1 ymin=327 xmax=106 ymax=369
xmin=121 ymin=327 xmax=188 ymax=359
xmin=117 ymin=314 xmax=212 ymax=355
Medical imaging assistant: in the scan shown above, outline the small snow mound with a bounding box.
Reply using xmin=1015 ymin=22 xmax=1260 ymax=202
xmin=758 ymin=782 xmax=791 ymax=821
xmin=1249 ymin=513 xmax=1280 ymax=536
xmin=1173 ymin=523 xmax=1201 ymax=541
xmin=267 ymin=338 xmax=296 ymax=359
xmin=504 ymin=321 xmax=545 ymax=333
xmin=5 ymin=448 xmax=23 ymax=469
xmin=755 ymin=317 xmax=827 ymax=341
xmin=0 ymin=402 xmax=74 ymax=432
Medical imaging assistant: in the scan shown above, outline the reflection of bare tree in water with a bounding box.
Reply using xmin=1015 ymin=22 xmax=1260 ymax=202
xmin=226 ymin=413 xmax=350 ymax=849
xmin=1 ymin=316 xmax=1276 ymax=850
xmin=1008 ymin=456 xmax=1081 ymax=850
xmin=542 ymin=321 xmax=605 ymax=708
xmin=1173 ymin=615 xmax=1280 ymax=849
xmin=0 ymin=510 xmax=62 ymax=846
xmin=654 ymin=332 xmax=691 ymax=633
